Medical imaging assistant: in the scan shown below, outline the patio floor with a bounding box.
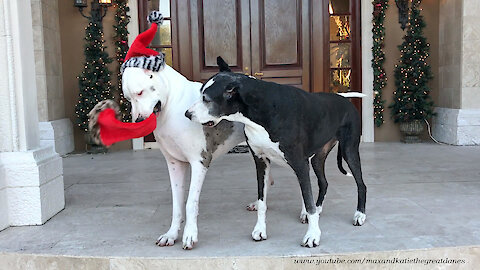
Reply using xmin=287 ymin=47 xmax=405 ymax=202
xmin=0 ymin=143 xmax=479 ymax=258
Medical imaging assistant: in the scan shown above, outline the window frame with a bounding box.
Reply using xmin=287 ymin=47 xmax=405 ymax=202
xmin=322 ymin=0 xmax=362 ymax=113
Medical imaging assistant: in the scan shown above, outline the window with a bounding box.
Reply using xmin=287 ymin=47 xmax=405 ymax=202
xmin=328 ymin=0 xmax=352 ymax=93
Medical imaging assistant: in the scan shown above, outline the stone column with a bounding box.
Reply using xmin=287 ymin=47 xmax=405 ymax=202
xmin=0 ymin=0 xmax=65 ymax=231
xmin=434 ymin=0 xmax=480 ymax=145
xmin=31 ymin=0 xmax=74 ymax=155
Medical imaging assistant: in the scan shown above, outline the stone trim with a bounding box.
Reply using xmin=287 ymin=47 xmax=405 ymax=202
xmin=39 ymin=119 xmax=74 ymax=156
xmin=0 ymin=145 xmax=65 ymax=226
xmin=433 ymin=107 xmax=480 ymax=145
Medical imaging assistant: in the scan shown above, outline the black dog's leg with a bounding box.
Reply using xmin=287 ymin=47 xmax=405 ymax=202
xmin=290 ymin=158 xmax=321 ymax=247
xmin=250 ymin=150 xmax=270 ymax=241
xmin=341 ymin=140 xmax=367 ymax=226
xmin=311 ymin=139 xmax=337 ymax=211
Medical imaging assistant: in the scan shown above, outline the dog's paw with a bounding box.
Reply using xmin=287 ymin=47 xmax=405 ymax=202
xmin=299 ymin=210 xmax=308 ymax=224
xmin=246 ymin=201 xmax=258 ymax=211
xmin=155 ymin=232 xmax=177 ymax=247
xmin=251 ymin=224 xmax=267 ymax=241
xmin=353 ymin=210 xmax=366 ymax=226
xmin=182 ymin=226 xmax=198 ymax=250
xmin=301 ymin=228 xmax=321 ymax=248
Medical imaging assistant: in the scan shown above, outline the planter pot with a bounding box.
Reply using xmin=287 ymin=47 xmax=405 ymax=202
xmin=399 ymin=120 xmax=424 ymax=143
xmin=84 ymin=132 xmax=108 ymax=154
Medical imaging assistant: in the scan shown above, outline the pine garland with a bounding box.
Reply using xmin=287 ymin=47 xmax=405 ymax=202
xmin=75 ymin=20 xmax=113 ymax=132
xmin=371 ymin=0 xmax=389 ymax=127
xmin=390 ymin=0 xmax=434 ymax=123
xmin=113 ymin=0 xmax=131 ymax=122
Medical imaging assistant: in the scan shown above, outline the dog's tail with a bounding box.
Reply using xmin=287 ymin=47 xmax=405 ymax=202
xmin=337 ymin=144 xmax=353 ymax=176
xmin=337 ymin=92 xmax=366 ymax=98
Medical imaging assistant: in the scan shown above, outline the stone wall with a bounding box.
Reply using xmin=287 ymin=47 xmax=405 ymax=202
xmin=461 ymin=0 xmax=480 ymax=109
xmin=0 ymin=0 xmax=65 ymax=232
xmin=433 ymin=0 xmax=480 ymax=145
xmin=31 ymin=0 xmax=65 ymax=122
xmin=31 ymin=0 xmax=74 ymax=155
xmin=438 ymin=0 xmax=462 ymax=109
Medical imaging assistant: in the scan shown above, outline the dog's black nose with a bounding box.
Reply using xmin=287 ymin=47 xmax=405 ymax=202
xmin=185 ymin=110 xmax=192 ymax=120
xmin=135 ymin=116 xmax=146 ymax=123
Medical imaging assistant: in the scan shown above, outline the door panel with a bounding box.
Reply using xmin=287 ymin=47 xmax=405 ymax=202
xmin=190 ymin=0 xmax=251 ymax=81
xmin=250 ymin=0 xmax=310 ymax=91
xmin=202 ymin=0 xmax=238 ymax=66
xmin=263 ymin=0 xmax=298 ymax=65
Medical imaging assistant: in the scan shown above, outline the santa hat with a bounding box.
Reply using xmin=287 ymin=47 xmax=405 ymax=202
xmin=120 ymin=11 xmax=165 ymax=73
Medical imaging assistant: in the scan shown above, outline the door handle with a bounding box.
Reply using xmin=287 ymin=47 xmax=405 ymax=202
xmin=254 ymin=72 xmax=264 ymax=77
xmin=244 ymin=67 xmax=250 ymax=76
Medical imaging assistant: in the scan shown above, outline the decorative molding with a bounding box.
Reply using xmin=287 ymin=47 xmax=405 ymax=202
xmin=39 ymin=119 xmax=74 ymax=156
xmin=1 ymin=145 xmax=65 ymax=226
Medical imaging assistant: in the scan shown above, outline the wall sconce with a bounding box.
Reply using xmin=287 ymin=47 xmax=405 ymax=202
xmin=74 ymin=0 xmax=87 ymax=8
xmin=98 ymin=0 xmax=112 ymax=7
xmin=73 ymin=0 xmax=111 ymax=23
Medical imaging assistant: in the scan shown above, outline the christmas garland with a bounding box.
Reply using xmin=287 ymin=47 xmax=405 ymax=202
xmin=113 ymin=0 xmax=131 ymax=122
xmin=371 ymin=0 xmax=389 ymax=127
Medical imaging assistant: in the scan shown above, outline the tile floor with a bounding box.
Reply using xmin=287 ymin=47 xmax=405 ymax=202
xmin=0 ymin=143 xmax=479 ymax=258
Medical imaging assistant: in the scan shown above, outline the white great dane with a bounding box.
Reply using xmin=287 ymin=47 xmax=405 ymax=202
xmin=121 ymin=63 xmax=272 ymax=249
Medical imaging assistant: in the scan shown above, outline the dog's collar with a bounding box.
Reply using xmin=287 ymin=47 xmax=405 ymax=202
xmin=120 ymin=54 xmax=165 ymax=74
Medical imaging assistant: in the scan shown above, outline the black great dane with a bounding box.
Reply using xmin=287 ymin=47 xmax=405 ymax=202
xmin=186 ymin=57 xmax=367 ymax=247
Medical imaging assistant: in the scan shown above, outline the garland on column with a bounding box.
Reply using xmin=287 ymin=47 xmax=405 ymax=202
xmin=113 ymin=0 xmax=131 ymax=122
xmin=371 ymin=0 xmax=389 ymax=127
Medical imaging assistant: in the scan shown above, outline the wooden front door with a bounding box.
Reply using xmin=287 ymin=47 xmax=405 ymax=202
xmin=190 ymin=0 xmax=311 ymax=91
xmin=137 ymin=0 xmax=362 ymax=147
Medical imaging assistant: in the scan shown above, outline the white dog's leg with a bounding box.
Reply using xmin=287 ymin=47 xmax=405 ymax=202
xmin=182 ymin=162 xmax=208 ymax=250
xmin=251 ymin=159 xmax=270 ymax=241
xmin=156 ymin=158 xmax=188 ymax=247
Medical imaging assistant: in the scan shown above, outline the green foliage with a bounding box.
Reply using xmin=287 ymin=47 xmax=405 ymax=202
xmin=390 ymin=0 xmax=434 ymax=123
xmin=113 ymin=0 xmax=131 ymax=122
xmin=372 ymin=0 xmax=389 ymax=127
xmin=75 ymin=20 xmax=113 ymax=132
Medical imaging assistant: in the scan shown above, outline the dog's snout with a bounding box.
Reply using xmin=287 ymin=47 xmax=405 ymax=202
xmin=135 ymin=116 xmax=146 ymax=123
xmin=185 ymin=110 xmax=192 ymax=120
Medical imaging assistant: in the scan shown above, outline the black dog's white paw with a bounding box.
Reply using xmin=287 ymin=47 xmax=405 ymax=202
xmin=301 ymin=228 xmax=321 ymax=248
xmin=353 ymin=210 xmax=366 ymax=226
xmin=251 ymin=224 xmax=267 ymax=241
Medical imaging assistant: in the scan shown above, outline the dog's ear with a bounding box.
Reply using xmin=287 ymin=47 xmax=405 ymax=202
xmin=223 ymin=82 xmax=238 ymax=100
xmin=227 ymin=82 xmax=256 ymax=106
xmin=217 ymin=56 xmax=232 ymax=72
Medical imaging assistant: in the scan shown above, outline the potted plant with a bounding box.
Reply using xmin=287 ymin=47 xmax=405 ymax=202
xmin=389 ymin=0 xmax=434 ymax=143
